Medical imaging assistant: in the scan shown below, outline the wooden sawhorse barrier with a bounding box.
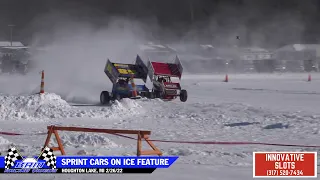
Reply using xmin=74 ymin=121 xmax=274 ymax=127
xmin=43 ymin=125 xmax=162 ymax=156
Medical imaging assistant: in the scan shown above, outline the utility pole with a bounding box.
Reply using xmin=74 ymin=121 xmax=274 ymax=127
xmin=8 ymin=24 xmax=15 ymax=46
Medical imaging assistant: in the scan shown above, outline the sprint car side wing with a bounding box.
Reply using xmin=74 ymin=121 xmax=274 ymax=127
xmin=135 ymin=55 xmax=148 ymax=83
xmin=174 ymin=55 xmax=183 ymax=78
xmin=104 ymin=59 xmax=120 ymax=84
xmin=147 ymin=59 xmax=155 ymax=81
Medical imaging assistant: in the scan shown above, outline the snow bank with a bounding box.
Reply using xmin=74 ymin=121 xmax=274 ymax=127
xmin=49 ymin=132 xmax=120 ymax=149
xmin=0 ymin=93 xmax=70 ymax=121
xmin=0 ymin=137 xmax=11 ymax=150
xmin=0 ymin=93 xmax=144 ymax=122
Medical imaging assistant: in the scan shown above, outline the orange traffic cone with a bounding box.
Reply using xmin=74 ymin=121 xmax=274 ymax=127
xmin=308 ymin=74 xmax=311 ymax=82
xmin=130 ymin=75 xmax=138 ymax=97
xmin=224 ymin=74 xmax=228 ymax=82
xmin=40 ymin=70 xmax=44 ymax=94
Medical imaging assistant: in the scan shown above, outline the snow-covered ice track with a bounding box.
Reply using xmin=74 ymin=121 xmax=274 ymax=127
xmin=1 ymin=73 xmax=320 ymax=179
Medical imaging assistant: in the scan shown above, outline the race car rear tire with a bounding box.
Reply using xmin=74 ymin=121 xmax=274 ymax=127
xmin=147 ymin=91 xmax=154 ymax=99
xmin=180 ymin=89 xmax=187 ymax=102
xmin=100 ymin=91 xmax=110 ymax=105
xmin=115 ymin=93 xmax=121 ymax=101
xmin=150 ymin=92 xmax=155 ymax=99
xmin=153 ymin=90 xmax=162 ymax=98
xmin=111 ymin=93 xmax=122 ymax=101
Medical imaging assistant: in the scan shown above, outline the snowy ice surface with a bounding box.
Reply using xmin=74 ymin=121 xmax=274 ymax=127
xmin=0 ymin=73 xmax=320 ymax=180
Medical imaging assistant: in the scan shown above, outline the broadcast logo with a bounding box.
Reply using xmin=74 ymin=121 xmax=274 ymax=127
xmin=3 ymin=146 xmax=57 ymax=173
xmin=0 ymin=147 xmax=179 ymax=174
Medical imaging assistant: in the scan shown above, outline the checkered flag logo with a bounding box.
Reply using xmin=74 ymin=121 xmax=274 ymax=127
xmin=37 ymin=146 xmax=56 ymax=169
xmin=4 ymin=146 xmax=23 ymax=169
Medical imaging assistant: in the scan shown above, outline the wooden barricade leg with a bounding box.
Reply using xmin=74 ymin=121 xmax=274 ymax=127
xmin=43 ymin=127 xmax=53 ymax=148
xmin=53 ymin=130 xmax=66 ymax=155
xmin=139 ymin=133 xmax=162 ymax=156
xmin=137 ymin=132 xmax=142 ymax=156
xmin=145 ymin=138 xmax=162 ymax=156
xmin=43 ymin=126 xmax=66 ymax=155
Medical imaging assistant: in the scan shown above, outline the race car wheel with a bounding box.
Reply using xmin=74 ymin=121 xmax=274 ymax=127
xmin=139 ymin=92 xmax=145 ymax=97
xmin=150 ymin=92 xmax=155 ymax=99
xmin=100 ymin=91 xmax=110 ymax=105
xmin=147 ymin=91 xmax=154 ymax=99
xmin=115 ymin=93 xmax=121 ymax=101
xmin=153 ymin=90 xmax=162 ymax=98
xmin=180 ymin=89 xmax=188 ymax=102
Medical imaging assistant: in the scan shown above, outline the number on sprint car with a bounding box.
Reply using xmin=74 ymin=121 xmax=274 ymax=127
xmin=127 ymin=69 xmax=135 ymax=74
xmin=117 ymin=68 xmax=128 ymax=74
xmin=117 ymin=68 xmax=135 ymax=74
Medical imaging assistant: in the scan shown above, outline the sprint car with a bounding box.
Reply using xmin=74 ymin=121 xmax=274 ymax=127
xmin=100 ymin=55 xmax=153 ymax=104
xmin=147 ymin=55 xmax=188 ymax=102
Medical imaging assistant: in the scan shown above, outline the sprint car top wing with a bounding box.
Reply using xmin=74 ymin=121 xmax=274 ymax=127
xmin=104 ymin=55 xmax=148 ymax=84
xmin=147 ymin=55 xmax=183 ymax=80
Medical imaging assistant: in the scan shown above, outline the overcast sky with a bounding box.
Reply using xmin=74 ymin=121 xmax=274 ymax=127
xmin=0 ymin=0 xmax=319 ymax=48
